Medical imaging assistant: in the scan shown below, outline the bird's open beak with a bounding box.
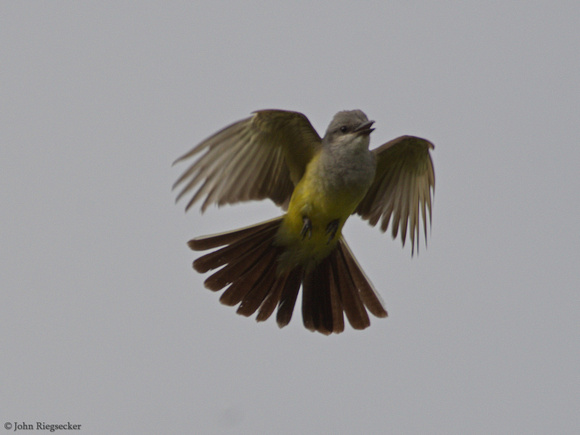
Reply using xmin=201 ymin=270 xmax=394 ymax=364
xmin=354 ymin=120 xmax=375 ymax=135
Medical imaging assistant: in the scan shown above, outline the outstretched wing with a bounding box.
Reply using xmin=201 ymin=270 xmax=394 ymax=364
xmin=173 ymin=110 xmax=322 ymax=211
xmin=356 ymin=136 xmax=435 ymax=254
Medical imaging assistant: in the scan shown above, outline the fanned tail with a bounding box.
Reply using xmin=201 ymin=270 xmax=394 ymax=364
xmin=188 ymin=218 xmax=387 ymax=334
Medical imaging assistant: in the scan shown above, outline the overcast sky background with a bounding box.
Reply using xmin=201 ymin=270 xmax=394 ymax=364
xmin=2 ymin=2 xmax=579 ymax=434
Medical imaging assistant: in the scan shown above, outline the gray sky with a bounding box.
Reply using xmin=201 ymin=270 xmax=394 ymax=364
xmin=2 ymin=2 xmax=579 ymax=434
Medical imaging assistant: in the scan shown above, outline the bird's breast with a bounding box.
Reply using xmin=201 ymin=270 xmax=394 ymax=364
xmin=275 ymin=148 xmax=375 ymax=269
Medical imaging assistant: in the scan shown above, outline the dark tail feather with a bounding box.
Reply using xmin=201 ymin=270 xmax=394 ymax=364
xmin=187 ymin=218 xmax=387 ymax=334
xmin=191 ymin=218 xmax=280 ymax=274
xmin=274 ymin=268 xmax=302 ymax=328
xmin=339 ymin=240 xmax=388 ymax=319
xmin=189 ymin=217 xmax=301 ymax=326
xmin=188 ymin=218 xmax=281 ymax=251
xmin=303 ymin=258 xmax=343 ymax=334
xmin=299 ymin=238 xmax=387 ymax=334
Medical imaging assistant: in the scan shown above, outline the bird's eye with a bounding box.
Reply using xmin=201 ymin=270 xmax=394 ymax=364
xmin=339 ymin=125 xmax=349 ymax=133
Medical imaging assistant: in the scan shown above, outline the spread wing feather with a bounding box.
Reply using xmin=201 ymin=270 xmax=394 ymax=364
xmin=356 ymin=135 xmax=435 ymax=254
xmin=173 ymin=110 xmax=322 ymax=211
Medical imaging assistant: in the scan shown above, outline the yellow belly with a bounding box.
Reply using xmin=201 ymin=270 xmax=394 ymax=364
xmin=275 ymin=158 xmax=367 ymax=270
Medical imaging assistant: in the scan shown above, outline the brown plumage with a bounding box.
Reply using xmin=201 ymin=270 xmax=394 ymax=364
xmin=188 ymin=217 xmax=387 ymax=335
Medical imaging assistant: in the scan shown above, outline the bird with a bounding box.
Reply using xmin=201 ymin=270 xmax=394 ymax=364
xmin=173 ymin=109 xmax=435 ymax=335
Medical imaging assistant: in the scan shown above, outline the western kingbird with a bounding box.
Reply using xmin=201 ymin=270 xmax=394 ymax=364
xmin=174 ymin=109 xmax=435 ymax=334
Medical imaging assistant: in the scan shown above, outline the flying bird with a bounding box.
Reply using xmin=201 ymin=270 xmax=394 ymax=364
xmin=174 ymin=109 xmax=435 ymax=334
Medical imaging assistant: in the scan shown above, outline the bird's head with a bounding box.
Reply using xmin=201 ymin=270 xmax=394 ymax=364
xmin=323 ymin=110 xmax=375 ymax=150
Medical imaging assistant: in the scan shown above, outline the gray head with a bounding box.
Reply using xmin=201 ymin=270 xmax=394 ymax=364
xmin=323 ymin=110 xmax=375 ymax=148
